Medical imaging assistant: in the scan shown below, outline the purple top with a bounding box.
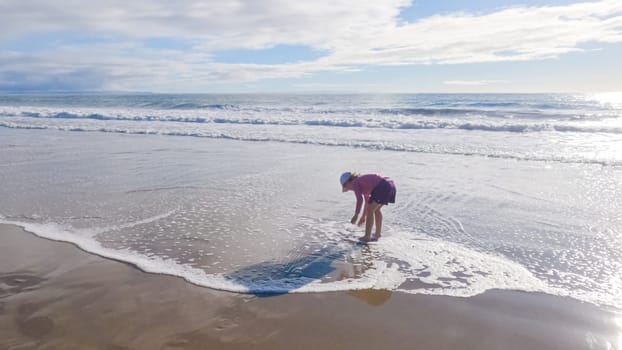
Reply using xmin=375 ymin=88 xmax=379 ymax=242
xmin=351 ymin=174 xmax=390 ymax=214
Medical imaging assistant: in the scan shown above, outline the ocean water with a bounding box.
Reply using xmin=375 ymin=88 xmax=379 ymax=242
xmin=0 ymin=93 xmax=620 ymax=308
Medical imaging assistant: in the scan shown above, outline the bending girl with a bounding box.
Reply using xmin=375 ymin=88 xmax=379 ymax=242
xmin=340 ymin=172 xmax=396 ymax=242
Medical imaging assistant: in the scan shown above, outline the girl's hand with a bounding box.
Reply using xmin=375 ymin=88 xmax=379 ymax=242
xmin=350 ymin=214 xmax=358 ymax=224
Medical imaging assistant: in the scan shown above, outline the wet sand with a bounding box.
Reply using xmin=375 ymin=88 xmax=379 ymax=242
xmin=1 ymin=223 xmax=620 ymax=350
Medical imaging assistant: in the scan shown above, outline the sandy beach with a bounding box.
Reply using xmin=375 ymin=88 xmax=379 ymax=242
xmin=1 ymin=223 xmax=619 ymax=350
xmin=2 ymin=0 xmax=622 ymax=346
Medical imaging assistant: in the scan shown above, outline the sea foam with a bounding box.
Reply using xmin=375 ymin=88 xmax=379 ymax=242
xmin=0 ymin=216 xmax=549 ymax=298
xmin=2 ymin=105 xmax=621 ymax=134
xmin=2 ymin=115 xmax=621 ymax=167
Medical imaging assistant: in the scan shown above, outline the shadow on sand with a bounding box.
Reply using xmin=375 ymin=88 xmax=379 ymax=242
xmin=223 ymin=244 xmax=361 ymax=297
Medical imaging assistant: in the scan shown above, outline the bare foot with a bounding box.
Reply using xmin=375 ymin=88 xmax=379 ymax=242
xmin=371 ymin=233 xmax=381 ymax=241
xmin=358 ymin=236 xmax=372 ymax=242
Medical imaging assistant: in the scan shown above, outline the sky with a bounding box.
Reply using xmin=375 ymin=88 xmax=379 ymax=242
xmin=0 ymin=0 xmax=621 ymax=93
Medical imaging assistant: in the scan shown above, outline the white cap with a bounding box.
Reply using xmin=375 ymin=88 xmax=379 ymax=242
xmin=340 ymin=172 xmax=351 ymax=186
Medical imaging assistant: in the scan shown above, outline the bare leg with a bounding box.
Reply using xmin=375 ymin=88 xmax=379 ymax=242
xmin=374 ymin=206 xmax=383 ymax=238
xmin=362 ymin=202 xmax=382 ymax=241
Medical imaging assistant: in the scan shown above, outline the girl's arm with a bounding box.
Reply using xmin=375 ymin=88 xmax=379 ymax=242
xmin=357 ymin=204 xmax=368 ymax=225
xmin=351 ymin=190 xmax=364 ymax=224
xmin=357 ymin=194 xmax=370 ymax=225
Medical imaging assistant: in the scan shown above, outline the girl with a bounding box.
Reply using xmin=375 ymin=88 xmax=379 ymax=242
xmin=340 ymin=172 xmax=396 ymax=242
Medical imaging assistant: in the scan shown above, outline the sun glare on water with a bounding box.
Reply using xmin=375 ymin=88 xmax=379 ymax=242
xmin=591 ymin=92 xmax=622 ymax=107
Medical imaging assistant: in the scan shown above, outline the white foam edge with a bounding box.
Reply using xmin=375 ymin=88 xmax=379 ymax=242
xmin=0 ymin=218 xmax=402 ymax=294
xmin=2 ymin=217 xmax=620 ymax=308
xmin=383 ymin=232 xmax=549 ymax=296
xmin=313 ymin=219 xmax=552 ymax=297
xmin=371 ymin=229 xmax=622 ymax=309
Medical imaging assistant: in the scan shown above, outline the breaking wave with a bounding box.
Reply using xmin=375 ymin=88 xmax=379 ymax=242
xmin=2 ymin=107 xmax=621 ymax=134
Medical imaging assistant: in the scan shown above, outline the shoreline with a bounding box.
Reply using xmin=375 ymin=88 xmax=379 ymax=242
xmin=1 ymin=223 xmax=620 ymax=349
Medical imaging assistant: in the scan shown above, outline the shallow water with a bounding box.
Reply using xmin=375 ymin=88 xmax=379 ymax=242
xmin=1 ymin=94 xmax=621 ymax=308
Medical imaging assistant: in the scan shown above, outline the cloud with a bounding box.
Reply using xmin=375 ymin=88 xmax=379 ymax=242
xmin=443 ymin=80 xmax=509 ymax=86
xmin=0 ymin=0 xmax=408 ymax=50
xmin=0 ymin=0 xmax=621 ymax=91
xmin=325 ymin=0 xmax=622 ymax=65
